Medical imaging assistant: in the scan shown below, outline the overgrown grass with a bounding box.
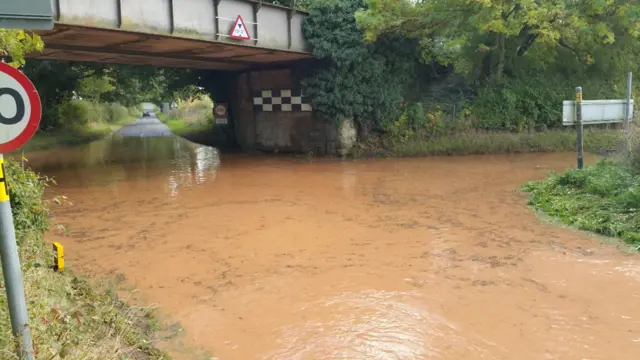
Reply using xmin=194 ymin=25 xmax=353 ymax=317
xmin=157 ymin=113 xmax=211 ymax=137
xmin=523 ymin=160 xmax=640 ymax=249
xmin=155 ymin=99 xmax=213 ymax=144
xmin=0 ymin=159 xmax=172 ymax=359
xmin=16 ymin=125 xmax=116 ymax=153
xmin=15 ymin=101 xmax=140 ymax=153
xmin=351 ymin=129 xmax=623 ymax=157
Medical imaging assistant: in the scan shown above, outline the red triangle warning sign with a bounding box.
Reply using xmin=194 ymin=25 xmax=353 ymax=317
xmin=229 ymin=15 xmax=251 ymax=40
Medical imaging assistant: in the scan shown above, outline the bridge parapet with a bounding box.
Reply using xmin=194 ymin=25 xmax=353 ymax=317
xmin=51 ymin=0 xmax=308 ymax=52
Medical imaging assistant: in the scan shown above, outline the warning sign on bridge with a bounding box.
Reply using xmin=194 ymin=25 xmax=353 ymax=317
xmin=229 ymin=15 xmax=251 ymax=40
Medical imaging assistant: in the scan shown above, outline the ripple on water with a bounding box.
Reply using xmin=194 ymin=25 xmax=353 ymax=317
xmin=265 ymin=290 xmax=490 ymax=360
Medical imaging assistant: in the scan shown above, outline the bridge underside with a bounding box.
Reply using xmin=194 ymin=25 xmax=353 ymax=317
xmin=33 ymin=24 xmax=313 ymax=71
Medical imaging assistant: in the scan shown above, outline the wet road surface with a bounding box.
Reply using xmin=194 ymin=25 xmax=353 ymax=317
xmin=117 ymin=113 xmax=172 ymax=137
xmin=21 ymin=134 xmax=640 ymax=360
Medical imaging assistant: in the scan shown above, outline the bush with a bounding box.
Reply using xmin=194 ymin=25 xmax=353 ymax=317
xmin=468 ymin=76 xmax=570 ymax=132
xmin=523 ymin=160 xmax=640 ymax=247
xmin=127 ymin=105 xmax=142 ymax=117
xmin=170 ymin=96 xmax=213 ymax=125
xmin=57 ymin=99 xmax=92 ymax=128
xmin=301 ymin=0 xmax=419 ymax=128
xmin=55 ymin=100 xmax=134 ymax=129
xmin=106 ymin=103 xmax=130 ymax=124
xmin=625 ymin=122 xmax=640 ymax=169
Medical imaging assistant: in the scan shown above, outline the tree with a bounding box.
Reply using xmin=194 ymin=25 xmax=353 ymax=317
xmin=356 ymin=0 xmax=640 ymax=82
xmin=78 ymin=75 xmax=115 ymax=103
xmin=301 ymin=0 xmax=420 ymax=131
xmin=0 ymin=29 xmax=44 ymax=67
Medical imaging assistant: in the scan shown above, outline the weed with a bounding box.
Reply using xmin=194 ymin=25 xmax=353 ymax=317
xmin=351 ymin=129 xmax=622 ymax=157
xmin=523 ymin=160 xmax=640 ymax=247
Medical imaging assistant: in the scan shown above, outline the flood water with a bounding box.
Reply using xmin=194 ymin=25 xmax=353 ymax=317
xmin=22 ymin=134 xmax=640 ymax=359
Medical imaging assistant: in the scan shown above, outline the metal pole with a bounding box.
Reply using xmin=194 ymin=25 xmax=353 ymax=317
xmin=625 ymin=72 xmax=633 ymax=137
xmin=576 ymin=87 xmax=584 ymax=169
xmin=0 ymin=154 xmax=34 ymax=360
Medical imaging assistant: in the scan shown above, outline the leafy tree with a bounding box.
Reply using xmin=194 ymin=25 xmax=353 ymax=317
xmin=78 ymin=75 xmax=115 ymax=103
xmin=301 ymin=0 xmax=420 ymax=132
xmin=0 ymin=29 xmax=44 ymax=67
xmin=356 ymin=0 xmax=640 ymax=82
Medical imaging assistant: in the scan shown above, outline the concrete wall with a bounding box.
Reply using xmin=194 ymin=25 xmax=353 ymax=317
xmin=232 ymin=68 xmax=355 ymax=155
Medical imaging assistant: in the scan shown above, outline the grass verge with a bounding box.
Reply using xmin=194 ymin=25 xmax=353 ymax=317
xmin=0 ymin=159 xmax=171 ymax=359
xmin=156 ymin=112 xmax=213 ymax=144
xmin=16 ymin=121 xmax=134 ymax=153
xmin=350 ymin=129 xmax=623 ymax=157
xmin=522 ymin=159 xmax=640 ymax=249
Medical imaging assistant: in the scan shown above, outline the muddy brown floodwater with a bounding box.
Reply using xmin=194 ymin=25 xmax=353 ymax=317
xmin=22 ymin=134 xmax=640 ymax=360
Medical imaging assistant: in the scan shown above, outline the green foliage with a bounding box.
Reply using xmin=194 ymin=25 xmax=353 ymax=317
xmin=0 ymin=29 xmax=44 ymax=67
xmin=301 ymin=0 xmax=419 ymax=128
xmin=78 ymin=75 xmax=115 ymax=103
xmin=164 ymin=95 xmax=214 ymax=126
xmin=57 ymin=100 xmax=132 ymax=129
xmin=355 ymin=129 xmax=622 ymax=157
xmin=4 ymin=159 xmax=51 ymax=249
xmin=58 ymin=99 xmax=93 ymax=128
xmin=107 ymin=103 xmax=130 ymax=124
xmin=470 ymin=76 xmax=572 ymax=131
xmin=523 ymin=160 xmax=640 ymax=247
xmin=22 ymin=61 xmax=198 ymax=131
xmin=356 ymin=0 xmax=640 ymax=82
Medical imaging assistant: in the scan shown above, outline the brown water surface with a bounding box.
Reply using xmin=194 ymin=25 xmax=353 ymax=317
xmin=24 ymin=135 xmax=640 ymax=359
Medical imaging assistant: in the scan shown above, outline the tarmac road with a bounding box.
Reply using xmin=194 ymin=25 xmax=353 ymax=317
xmin=116 ymin=113 xmax=172 ymax=137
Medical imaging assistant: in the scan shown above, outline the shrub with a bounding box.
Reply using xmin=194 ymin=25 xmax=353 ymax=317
xmin=57 ymin=99 xmax=92 ymax=128
xmin=523 ymin=160 xmax=640 ymax=247
xmin=170 ymin=96 xmax=213 ymax=125
xmin=107 ymin=103 xmax=130 ymax=124
xmin=127 ymin=105 xmax=142 ymax=117
xmin=469 ymin=76 xmax=569 ymax=132
xmin=301 ymin=0 xmax=419 ymax=128
xmin=626 ymin=122 xmax=640 ymax=169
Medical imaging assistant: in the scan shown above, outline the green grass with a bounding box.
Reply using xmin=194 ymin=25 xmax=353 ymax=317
xmin=351 ymin=129 xmax=623 ymax=157
xmin=1 ymin=159 xmax=172 ymax=359
xmin=156 ymin=112 xmax=212 ymax=141
xmin=15 ymin=119 xmax=135 ymax=153
xmin=523 ymin=160 xmax=640 ymax=249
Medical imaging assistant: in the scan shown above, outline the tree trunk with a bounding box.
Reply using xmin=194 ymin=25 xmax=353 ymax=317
xmin=495 ymin=33 xmax=506 ymax=82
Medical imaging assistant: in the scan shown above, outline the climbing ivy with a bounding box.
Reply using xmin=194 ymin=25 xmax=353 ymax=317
xmin=301 ymin=0 xmax=419 ymax=131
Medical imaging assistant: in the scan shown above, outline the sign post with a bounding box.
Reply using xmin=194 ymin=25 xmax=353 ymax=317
xmin=563 ymin=79 xmax=634 ymax=169
xmin=214 ymin=103 xmax=229 ymax=125
xmin=625 ymin=72 xmax=633 ymax=138
xmin=0 ymin=61 xmax=42 ymax=360
xmin=575 ymin=87 xmax=583 ymax=169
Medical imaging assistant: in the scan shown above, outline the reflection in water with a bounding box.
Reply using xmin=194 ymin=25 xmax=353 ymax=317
xmin=23 ymin=134 xmax=220 ymax=197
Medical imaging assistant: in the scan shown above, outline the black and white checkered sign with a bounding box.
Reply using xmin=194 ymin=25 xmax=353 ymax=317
xmin=253 ymin=89 xmax=312 ymax=112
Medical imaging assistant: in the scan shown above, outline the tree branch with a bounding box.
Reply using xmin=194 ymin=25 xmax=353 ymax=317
xmin=558 ymin=38 xmax=581 ymax=60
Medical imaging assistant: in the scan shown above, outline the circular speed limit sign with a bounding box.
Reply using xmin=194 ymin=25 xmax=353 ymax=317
xmin=0 ymin=62 xmax=42 ymax=153
xmin=214 ymin=104 xmax=227 ymax=117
